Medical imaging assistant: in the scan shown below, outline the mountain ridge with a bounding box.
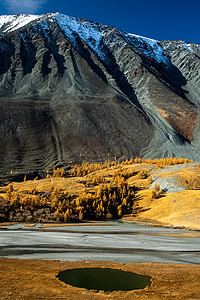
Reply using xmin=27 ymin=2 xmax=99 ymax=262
xmin=0 ymin=12 xmax=174 ymax=65
xmin=0 ymin=12 xmax=199 ymax=177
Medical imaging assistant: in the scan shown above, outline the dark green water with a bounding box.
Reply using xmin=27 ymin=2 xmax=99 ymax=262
xmin=57 ymin=268 xmax=151 ymax=292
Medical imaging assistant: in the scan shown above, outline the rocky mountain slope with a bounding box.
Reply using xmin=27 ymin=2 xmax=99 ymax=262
xmin=0 ymin=13 xmax=199 ymax=177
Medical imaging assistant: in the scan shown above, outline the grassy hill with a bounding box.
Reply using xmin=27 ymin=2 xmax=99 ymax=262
xmin=0 ymin=157 xmax=199 ymax=230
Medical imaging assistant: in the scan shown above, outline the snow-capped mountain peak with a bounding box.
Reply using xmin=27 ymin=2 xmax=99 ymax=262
xmin=0 ymin=13 xmax=106 ymax=59
xmin=0 ymin=14 xmax=43 ymax=33
xmin=0 ymin=12 xmax=170 ymax=65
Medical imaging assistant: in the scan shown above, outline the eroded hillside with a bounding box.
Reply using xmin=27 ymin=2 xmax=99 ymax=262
xmin=0 ymin=13 xmax=200 ymax=177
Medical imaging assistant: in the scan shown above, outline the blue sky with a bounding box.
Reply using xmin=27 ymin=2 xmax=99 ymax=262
xmin=1 ymin=0 xmax=200 ymax=43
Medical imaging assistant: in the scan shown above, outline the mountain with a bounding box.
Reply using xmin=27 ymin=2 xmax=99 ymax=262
xmin=0 ymin=13 xmax=199 ymax=177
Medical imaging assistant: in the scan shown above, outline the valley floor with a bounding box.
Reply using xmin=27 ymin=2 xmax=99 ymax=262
xmin=0 ymin=258 xmax=200 ymax=299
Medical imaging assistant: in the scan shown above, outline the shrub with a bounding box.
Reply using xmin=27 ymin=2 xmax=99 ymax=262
xmin=151 ymin=184 xmax=163 ymax=199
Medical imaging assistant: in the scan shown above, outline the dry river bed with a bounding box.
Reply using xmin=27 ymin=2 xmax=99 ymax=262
xmin=0 ymin=221 xmax=200 ymax=299
xmin=0 ymin=221 xmax=200 ymax=264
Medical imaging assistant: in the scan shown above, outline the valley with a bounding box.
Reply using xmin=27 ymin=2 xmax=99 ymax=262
xmin=0 ymin=12 xmax=200 ymax=299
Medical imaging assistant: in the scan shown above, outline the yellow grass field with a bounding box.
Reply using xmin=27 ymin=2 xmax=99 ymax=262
xmin=0 ymin=159 xmax=200 ymax=229
xmin=0 ymin=258 xmax=200 ymax=300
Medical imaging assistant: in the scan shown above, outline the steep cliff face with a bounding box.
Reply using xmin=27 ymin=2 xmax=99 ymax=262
xmin=0 ymin=13 xmax=199 ymax=176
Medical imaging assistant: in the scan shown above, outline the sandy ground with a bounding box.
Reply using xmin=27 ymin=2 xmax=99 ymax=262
xmin=0 ymin=258 xmax=200 ymax=299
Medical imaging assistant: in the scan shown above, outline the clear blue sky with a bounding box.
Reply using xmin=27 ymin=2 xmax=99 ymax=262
xmin=1 ymin=0 xmax=200 ymax=43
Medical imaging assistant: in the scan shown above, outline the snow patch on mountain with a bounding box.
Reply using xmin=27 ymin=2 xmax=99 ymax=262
xmin=162 ymin=40 xmax=200 ymax=55
xmin=125 ymin=33 xmax=170 ymax=66
xmin=0 ymin=14 xmax=41 ymax=33
xmin=55 ymin=13 xmax=105 ymax=59
xmin=183 ymin=43 xmax=195 ymax=54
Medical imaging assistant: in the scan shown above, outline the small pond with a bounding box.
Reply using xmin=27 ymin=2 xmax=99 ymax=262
xmin=57 ymin=268 xmax=151 ymax=292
